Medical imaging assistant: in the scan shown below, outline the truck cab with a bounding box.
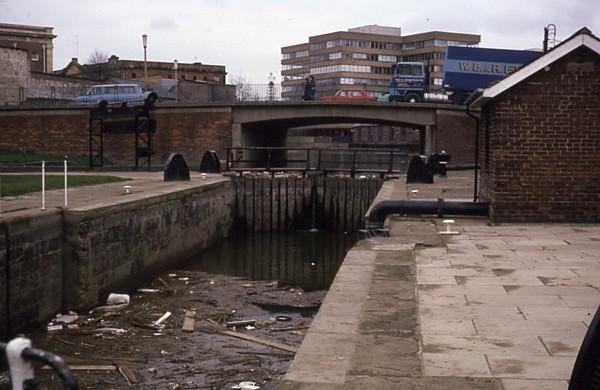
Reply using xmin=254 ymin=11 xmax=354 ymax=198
xmin=388 ymin=62 xmax=427 ymax=102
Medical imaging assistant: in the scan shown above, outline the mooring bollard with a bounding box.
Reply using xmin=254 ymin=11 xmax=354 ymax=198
xmin=41 ymin=160 xmax=46 ymax=211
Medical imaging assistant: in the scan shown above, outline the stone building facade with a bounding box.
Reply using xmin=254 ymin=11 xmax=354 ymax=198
xmin=57 ymin=55 xmax=227 ymax=84
xmin=0 ymin=23 xmax=56 ymax=74
xmin=472 ymin=28 xmax=600 ymax=222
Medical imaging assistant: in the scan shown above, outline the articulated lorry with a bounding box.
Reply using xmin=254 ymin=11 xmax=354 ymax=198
xmin=388 ymin=46 xmax=541 ymax=104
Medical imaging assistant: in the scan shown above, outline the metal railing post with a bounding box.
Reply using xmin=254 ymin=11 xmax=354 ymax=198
xmin=64 ymin=157 xmax=68 ymax=208
xmin=41 ymin=161 xmax=46 ymax=211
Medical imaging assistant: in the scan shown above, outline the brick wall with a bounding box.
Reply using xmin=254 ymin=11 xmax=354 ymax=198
xmin=479 ymin=47 xmax=600 ymax=221
xmin=434 ymin=110 xmax=477 ymax=164
xmin=0 ymin=106 xmax=233 ymax=167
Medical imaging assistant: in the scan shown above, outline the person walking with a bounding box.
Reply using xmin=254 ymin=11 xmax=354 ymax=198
xmin=303 ymin=75 xmax=316 ymax=100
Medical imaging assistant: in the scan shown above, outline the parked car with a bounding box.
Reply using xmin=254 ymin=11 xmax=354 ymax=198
xmin=73 ymin=84 xmax=156 ymax=106
xmin=319 ymin=87 xmax=377 ymax=102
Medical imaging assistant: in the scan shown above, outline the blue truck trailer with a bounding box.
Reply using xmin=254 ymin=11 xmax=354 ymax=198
xmin=388 ymin=47 xmax=541 ymax=103
xmin=443 ymin=46 xmax=541 ymax=104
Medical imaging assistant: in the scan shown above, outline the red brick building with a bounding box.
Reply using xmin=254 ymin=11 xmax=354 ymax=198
xmin=472 ymin=28 xmax=600 ymax=222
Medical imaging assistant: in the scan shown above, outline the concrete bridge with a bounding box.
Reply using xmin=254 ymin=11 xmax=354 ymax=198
xmin=231 ymin=101 xmax=473 ymax=157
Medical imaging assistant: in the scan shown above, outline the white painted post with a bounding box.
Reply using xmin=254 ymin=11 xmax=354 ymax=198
xmin=41 ymin=160 xmax=46 ymax=211
xmin=6 ymin=337 xmax=34 ymax=390
xmin=64 ymin=157 xmax=68 ymax=208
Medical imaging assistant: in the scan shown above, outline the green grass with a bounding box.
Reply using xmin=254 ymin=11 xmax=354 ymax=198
xmin=0 ymin=149 xmax=90 ymax=165
xmin=0 ymin=175 xmax=128 ymax=197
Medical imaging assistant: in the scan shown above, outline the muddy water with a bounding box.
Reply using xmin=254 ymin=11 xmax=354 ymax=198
xmin=183 ymin=231 xmax=357 ymax=291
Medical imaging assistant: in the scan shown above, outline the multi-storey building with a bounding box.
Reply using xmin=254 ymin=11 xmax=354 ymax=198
xmin=281 ymin=25 xmax=480 ymax=100
xmin=0 ymin=23 xmax=56 ymax=73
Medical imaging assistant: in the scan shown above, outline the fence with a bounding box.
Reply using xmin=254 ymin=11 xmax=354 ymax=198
xmin=1 ymin=85 xmax=89 ymax=106
xmin=225 ymin=146 xmax=409 ymax=177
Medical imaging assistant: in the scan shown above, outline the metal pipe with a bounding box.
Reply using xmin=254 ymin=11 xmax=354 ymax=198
xmin=366 ymin=199 xmax=488 ymax=228
xmin=466 ymin=97 xmax=481 ymax=202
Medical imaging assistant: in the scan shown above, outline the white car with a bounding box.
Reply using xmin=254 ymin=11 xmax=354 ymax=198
xmin=74 ymin=84 xmax=156 ymax=106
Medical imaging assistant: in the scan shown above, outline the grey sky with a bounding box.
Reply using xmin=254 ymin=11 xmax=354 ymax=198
xmin=1 ymin=0 xmax=598 ymax=83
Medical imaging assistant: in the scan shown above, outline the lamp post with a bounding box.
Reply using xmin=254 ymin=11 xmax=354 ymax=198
xmin=142 ymin=34 xmax=148 ymax=83
xmin=173 ymin=59 xmax=178 ymax=103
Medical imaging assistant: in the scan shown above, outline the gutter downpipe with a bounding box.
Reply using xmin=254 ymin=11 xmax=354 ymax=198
xmin=465 ymin=89 xmax=483 ymax=202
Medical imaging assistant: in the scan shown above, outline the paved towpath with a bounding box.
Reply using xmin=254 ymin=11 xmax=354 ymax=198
xmin=282 ymin=171 xmax=599 ymax=389
xmin=0 ymin=171 xmax=227 ymax=219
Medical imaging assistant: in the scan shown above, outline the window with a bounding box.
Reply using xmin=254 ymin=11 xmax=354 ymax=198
xmin=31 ymin=52 xmax=39 ymax=61
xmin=352 ymin=53 xmax=367 ymax=60
xmin=118 ymin=86 xmax=137 ymax=94
xmin=328 ymin=52 xmax=341 ymax=60
xmin=131 ymin=72 xmax=136 ymax=78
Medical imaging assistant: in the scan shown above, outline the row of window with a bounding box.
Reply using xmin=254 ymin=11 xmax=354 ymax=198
xmin=282 ymin=74 xmax=310 ymax=81
xmin=399 ymin=52 xmax=446 ymax=62
xmin=309 ymin=39 xmax=476 ymax=52
xmin=311 ymin=39 xmax=400 ymax=51
xmin=310 ymin=64 xmax=371 ymax=75
xmin=281 ymin=50 xmax=309 ymax=60
xmin=282 ymin=64 xmax=306 ymax=71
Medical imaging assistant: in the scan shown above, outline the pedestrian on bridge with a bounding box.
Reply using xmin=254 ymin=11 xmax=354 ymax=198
xmin=303 ymin=76 xmax=316 ymax=100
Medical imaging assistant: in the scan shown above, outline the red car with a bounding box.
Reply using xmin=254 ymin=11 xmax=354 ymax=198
xmin=319 ymin=87 xmax=377 ymax=102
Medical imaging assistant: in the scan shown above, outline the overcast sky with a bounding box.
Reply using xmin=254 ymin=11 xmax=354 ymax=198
xmin=1 ymin=0 xmax=598 ymax=83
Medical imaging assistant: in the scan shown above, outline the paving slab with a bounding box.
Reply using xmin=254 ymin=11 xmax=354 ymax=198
xmin=284 ymin=173 xmax=597 ymax=388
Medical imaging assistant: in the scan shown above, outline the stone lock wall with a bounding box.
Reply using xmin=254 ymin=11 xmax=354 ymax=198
xmin=0 ymin=180 xmax=234 ymax=338
xmin=63 ymin=181 xmax=234 ymax=309
xmin=0 ymin=213 xmax=65 ymax=337
xmin=479 ymin=47 xmax=600 ymax=221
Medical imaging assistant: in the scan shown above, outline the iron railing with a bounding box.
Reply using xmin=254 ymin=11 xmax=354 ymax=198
xmin=0 ymin=86 xmax=89 ymax=106
xmin=225 ymin=147 xmax=409 ymax=177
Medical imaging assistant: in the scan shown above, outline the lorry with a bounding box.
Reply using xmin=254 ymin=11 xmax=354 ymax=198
xmin=388 ymin=47 xmax=541 ymax=104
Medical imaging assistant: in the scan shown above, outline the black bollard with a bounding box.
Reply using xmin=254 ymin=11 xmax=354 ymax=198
xmin=164 ymin=153 xmax=190 ymax=181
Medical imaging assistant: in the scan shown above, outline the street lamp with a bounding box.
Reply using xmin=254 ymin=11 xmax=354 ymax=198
xmin=142 ymin=34 xmax=148 ymax=84
xmin=173 ymin=59 xmax=178 ymax=103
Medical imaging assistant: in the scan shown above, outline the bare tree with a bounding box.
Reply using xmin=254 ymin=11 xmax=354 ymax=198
xmin=228 ymin=74 xmax=253 ymax=102
xmin=87 ymin=50 xmax=108 ymax=65
xmin=85 ymin=50 xmax=109 ymax=80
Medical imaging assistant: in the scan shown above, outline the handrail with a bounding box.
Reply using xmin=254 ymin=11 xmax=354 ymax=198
xmin=224 ymin=147 xmax=409 ymax=177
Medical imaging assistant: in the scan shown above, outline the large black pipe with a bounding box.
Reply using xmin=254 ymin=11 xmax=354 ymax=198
xmin=366 ymin=199 xmax=489 ymax=228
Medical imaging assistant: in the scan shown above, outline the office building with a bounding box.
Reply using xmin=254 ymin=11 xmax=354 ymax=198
xmin=281 ymin=25 xmax=480 ymax=99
